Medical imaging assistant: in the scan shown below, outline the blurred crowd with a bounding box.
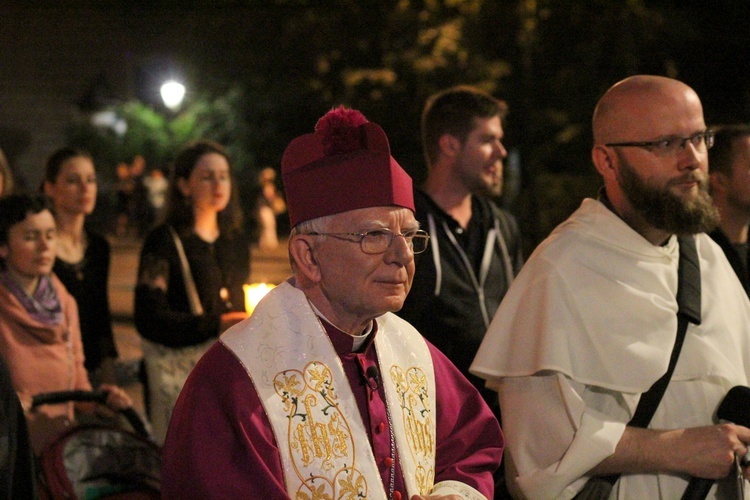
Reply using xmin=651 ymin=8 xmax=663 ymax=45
xmin=3 ymin=77 xmax=750 ymax=499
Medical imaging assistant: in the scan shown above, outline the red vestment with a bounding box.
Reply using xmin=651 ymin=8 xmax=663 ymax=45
xmin=162 ymin=320 xmax=502 ymax=499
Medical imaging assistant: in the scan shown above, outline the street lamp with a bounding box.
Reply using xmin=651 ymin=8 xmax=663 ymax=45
xmin=160 ymin=80 xmax=186 ymax=111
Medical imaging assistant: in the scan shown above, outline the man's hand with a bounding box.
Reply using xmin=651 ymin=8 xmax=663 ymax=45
xmin=591 ymin=424 xmax=750 ymax=480
xmin=670 ymin=424 xmax=750 ymax=479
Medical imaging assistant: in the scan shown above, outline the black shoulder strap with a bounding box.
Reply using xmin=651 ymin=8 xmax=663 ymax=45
xmin=630 ymin=235 xmax=701 ymax=426
xmin=595 ymin=235 xmax=701 ymax=489
xmin=628 ymin=316 xmax=689 ymax=428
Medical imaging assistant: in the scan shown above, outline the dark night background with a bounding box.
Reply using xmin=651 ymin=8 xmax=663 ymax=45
xmin=1 ymin=0 xmax=749 ymax=247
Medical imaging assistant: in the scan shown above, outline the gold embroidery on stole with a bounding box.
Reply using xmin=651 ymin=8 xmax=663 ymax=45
xmin=389 ymin=365 xmax=436 ymax=495
xmin=274 ymin=361 xmax=368 ymax=499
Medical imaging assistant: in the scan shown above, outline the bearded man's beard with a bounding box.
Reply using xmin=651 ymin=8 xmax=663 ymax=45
xmin=617 ymin=155 xmax=719 ymax=235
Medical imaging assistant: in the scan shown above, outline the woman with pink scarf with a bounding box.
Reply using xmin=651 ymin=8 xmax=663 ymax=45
xmin=0 ymin=193 xmax=131 ymax=454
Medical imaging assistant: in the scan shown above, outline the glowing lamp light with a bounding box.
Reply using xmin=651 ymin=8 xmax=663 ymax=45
xmin=244 ymin=283 xmax=275 ymax=315
xmin=160 ymin=80 xmax=186 ymax=110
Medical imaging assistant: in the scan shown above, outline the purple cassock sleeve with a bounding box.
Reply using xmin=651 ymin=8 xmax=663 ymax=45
xmin=161 ymin=339 xmax=502 ymax=499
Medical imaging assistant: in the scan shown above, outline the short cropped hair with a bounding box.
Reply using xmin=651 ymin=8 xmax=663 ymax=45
xmin=0 ymin=193 xmax=53 ymax=246
xmin=708 ymin=124 xmax=750 ymax=177
xmin=421 ymin=85 xmax=508 ymax=167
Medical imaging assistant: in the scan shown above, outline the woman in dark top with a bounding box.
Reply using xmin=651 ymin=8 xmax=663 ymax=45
xmin=43 ymin=147 xmax=118 ymax=385
xmin=134 ymin=140 xmax=250 ymax=443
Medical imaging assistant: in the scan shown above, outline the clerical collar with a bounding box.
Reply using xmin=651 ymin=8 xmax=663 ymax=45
xmin=308 ymin=301 xmax=374 ymax=353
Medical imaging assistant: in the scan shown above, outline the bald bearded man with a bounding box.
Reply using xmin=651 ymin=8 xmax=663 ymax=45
xmin=471 ymin=75 xmax=750 ymax=499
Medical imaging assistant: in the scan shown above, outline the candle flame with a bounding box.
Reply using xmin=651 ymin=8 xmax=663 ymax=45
xmin=243 ymin=283 xmax=275 ymax=315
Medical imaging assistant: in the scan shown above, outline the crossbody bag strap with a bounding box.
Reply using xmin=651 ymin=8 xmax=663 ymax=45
xmin=589 ymin=235 xmax=702 ymax=491
xmin=168 ymin=226 xmax=204 ymax=316
xmin=631 ymin=235 xmax=701 ymax=428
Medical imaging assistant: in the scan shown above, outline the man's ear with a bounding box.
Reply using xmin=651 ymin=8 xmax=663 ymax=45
xmin=0 ymin=244 xmax=8 ymax=260
xmin=289 ymin=235 xmax=321 ymax=283
xmin=592 ymin=145 xmax=617 ymax=182
xmin=438 ymin=133 xmax=461 ymax=158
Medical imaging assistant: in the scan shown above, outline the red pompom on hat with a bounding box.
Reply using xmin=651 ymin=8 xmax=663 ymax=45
xmin=281 ymin=106 xmax=414 ymax=227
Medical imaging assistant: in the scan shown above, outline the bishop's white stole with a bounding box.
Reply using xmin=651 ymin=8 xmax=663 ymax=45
xmin=221 ymin=281 xmax=437 ymax=499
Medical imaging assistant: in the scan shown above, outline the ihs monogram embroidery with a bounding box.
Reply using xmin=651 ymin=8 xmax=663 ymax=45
xmin=223 ymin=283 xmax=439 ymax=498
xmin=274 ymin=361 xmax=368 ymax=499
xmin=389 ymin=365 xmax=435 ymax=494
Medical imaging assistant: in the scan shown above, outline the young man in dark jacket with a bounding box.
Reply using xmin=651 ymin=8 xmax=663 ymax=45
xmin=398 ymin=85 xmax=524 ymax=418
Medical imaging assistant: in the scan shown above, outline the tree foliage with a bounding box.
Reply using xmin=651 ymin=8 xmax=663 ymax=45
xmin=67 ymin=0 xmax=750 ymax=244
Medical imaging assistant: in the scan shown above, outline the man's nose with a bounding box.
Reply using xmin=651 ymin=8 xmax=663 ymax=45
xmin=677 ymin=143 xmax=702 ymax=170
xmin=385 ymin=234 xmax=413 ymax=264
xmin=494 ymin=141 xmax=507 ymax=158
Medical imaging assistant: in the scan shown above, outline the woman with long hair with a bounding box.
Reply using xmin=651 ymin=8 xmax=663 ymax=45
xmin=43 ymin=147 xmax=118 ymax=385
xmin=134 ymin=140 xmax=250 ymax=444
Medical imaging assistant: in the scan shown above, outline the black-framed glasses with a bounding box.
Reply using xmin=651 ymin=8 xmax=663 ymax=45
xmin=305 ymin=228 xmax=430 ymax=254
xmin=604 ymin=130 xmax=715 ymax=156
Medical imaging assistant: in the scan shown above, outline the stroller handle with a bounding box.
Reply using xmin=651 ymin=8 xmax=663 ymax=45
xmin=32 ymin=389 xmax=108 ymax=406
xmin=31 ymin=390 xmax=151 ymax=439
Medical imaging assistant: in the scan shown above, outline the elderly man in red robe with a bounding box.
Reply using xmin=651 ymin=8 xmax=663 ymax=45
xmin=161 ymin=107 xmax=503 ymax=500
